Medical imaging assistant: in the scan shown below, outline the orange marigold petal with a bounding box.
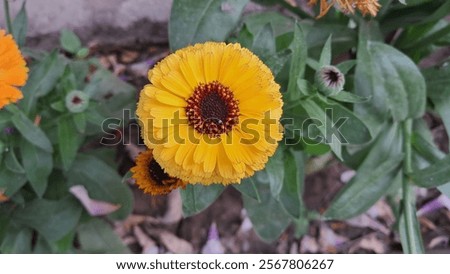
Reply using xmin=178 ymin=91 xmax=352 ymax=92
xmin=0 ymin=84 xmax=23 ymax=109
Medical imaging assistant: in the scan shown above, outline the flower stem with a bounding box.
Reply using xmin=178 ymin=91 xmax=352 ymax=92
xmin=3 ymin=0 xmax=13 ymax=33
xmin=401 ymin=119 xmax=424 ymax=254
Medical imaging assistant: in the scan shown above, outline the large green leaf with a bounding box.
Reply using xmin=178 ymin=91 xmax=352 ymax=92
xmin=423 ymin=66 xmax=450 ymax=148
xmin=169 ymin=0 xmax=249 ymax=51
xmin=355 ymin=41 xmax=426 ymax=122
xmin=243 ymin=11 xmax=294 ymax=38
xmin=180 ymin=184 xmax=224 ymax=216
xmin=313 ymin=96 xmax=372 ymax=145
xmin=0 ymin=225 xmax=32 ymax=254
xmin=77 ymin=218 xmax=129 ymax=254
xmin=325 ymin=156 xmax=403 ymax=219
xmin=325 ymin=124 xmax=404 ymax=219
xmin=20 ymin=51 xmax=66 ymax=113
xmin=66 ymin=154 xmax=133 ymax=220
xmin=20 ymin=139 xmax=53 ymax=197
xmin=411 ymin=155 xmax=450 ymax=188
xmin=8 ymin=105 xmax=53 ymax=153
xmin=279 ymin=149 xmax=305 ymax=219
xmin=265 ymin=147 xmax=284 ymax=198
xmin=251 ymin=23 xmax=275 ymax=61
xmin=13 ymin=197 xmax=82 ymax=243
xmin=58 ymin=116 xmax=79 ymax=170
xmin=242 ymin=172 xmax=291 ymax=242
xmin=233 ymin=176 xmax=260 ymax=201
xmin=286 ymin=23 xmax=307 ymax=101
xmin=0 ymin=168 xmax=27 ymax=197
xmin=4 ymin=148 xmax=25 ymax=174
xmin=302 ymin=96 xmax=371 ymax=160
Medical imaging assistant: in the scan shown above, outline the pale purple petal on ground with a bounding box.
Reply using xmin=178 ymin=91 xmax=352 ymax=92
xmin=69 ymin=185 xmax=121 ymax=216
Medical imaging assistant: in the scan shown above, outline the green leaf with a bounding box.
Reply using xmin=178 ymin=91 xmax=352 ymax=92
xmin=330 ymin=91 xmax=370 ymax=104
xmin=20 ymin=51 xmax=66 ymax=113
xmin=325 ymin=124 xmax=404 ymax=219
xmin=121 ymin=170 xmax=133 ymax=184
xmin=76 ymin=47 xmax=90 ymax=59
xmin=302 ymin=96 xmax=372 ymax=159
xmin=58 ymin=116 xmax=79 ymax=170
xmin=356 ymin=41 xmax=426 ymax=122
xmin=286 ymin=23 xmax=307 ymax=100
xmin=8 ymin=105 xmax=53 ymax=152
xmin=14 ymin=197 xmax=82 ymax=242
xmin=0 ymin=225 xmax=32 ymax=254
xmin=265 ymin=49 xmax=291 ymax=76
xmin=60 ymin=29 xmax=82 ymax=54
xmin=325 ymin=156 xmax=403 ymax=219
xmin=236 ymin=24 xmax=253 ymax=49
xmin=180 ymin=184 xmax=224 ymax=216
xmin=251 ymin=23 xmax=275 ymax=61
xmin=73 ymin=112 xmax=87 ymax=134
xmin=336 ymin=60 xmax=356 ymax=74
xmin=265 ymin=147 xmax=285 ymax=198
xmin=279 ymin=149 xmax=305 ymax=219
xmin=0 ymin=168 xmax=27 ymax=197
xmin=319 ymin=35 xmax=332 ymax=67
xmin=242 ymin=173 xmax=291 ymax=242
xmin=77 ymin=218 xmax=129 ymax=254
xmin=423 ymin=66 xmax=450 ymax=148
xmin=243 ymin=11 xmax=294 ymax=38
xmin=20 ymin=139 xmax=53 ymax=197
xmin=66 ymin=154 xmax=133 ymax=220
xmin=411 ymin=155 xmax=450 ymax=188
xmin=11 ymin=1 xmax=28 ymax=47
xmin=4 ymin=149 xmax=25 ymax=174
xmin=302 ymin=99 xmax=343 ymax=160
xmin=169 ymin=0 xmax=249 ymax=51
xmin=234 ymin=177 xmax=260 ymax=201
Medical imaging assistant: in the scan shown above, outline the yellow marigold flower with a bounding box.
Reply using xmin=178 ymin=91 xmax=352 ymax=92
xmin=308 ymin=0 xmax=381 ymax=18
xmin=131 ymin=150 xmax=187 ymax=195
xmin=136 ymin=42 xmax=283 ymax=185
xmin=0 ymin=29 xmax=29 ymax=109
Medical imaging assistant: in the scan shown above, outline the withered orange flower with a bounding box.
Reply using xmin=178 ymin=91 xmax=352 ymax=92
xmin=308 ymin=0 xmax=381 ymax=18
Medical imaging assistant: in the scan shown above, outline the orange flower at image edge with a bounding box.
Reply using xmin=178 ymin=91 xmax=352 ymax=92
xmin=131 ymin=150 xmax=187 ymax=195
xmin=0 ymin=29 xmax=29 ymax=109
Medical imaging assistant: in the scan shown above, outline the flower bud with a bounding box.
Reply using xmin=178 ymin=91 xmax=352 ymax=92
xmin=315 ymin=65 xmax=345 ymax=96
xmin=65 ymin=90 xmax=89 ymax=113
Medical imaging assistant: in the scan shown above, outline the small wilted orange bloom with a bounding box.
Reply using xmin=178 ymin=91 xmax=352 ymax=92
xmin=0 ymin=29 xmax=29 ymax=109
xmin=131 ymin=149 xmax=187 ymax=195
xmin=308 ymin=0 xmax=381 ymax=18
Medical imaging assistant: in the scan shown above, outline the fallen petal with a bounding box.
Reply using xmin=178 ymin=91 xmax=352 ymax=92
xmin=70 ymin=185 xmax=121 ymax=216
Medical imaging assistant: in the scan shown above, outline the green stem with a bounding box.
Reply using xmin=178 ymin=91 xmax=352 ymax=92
xmin=403 ymin=119 xmax=413 ymax=174
xmin=401 ymin=119 xmax=424 ymax=254
xmin=3 ymin=0 xmax=13 ymax=33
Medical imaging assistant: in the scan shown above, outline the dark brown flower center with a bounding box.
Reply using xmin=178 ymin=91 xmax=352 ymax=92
xmin=72 ymin=96 xmax=82 ymax=104
xmin=325 ymin=69 xmax=339 ymax=83
xmin=148 ymin=158 xmax=172 ymax=186
xmin=185 ymin=81 xmax=239 ymax=138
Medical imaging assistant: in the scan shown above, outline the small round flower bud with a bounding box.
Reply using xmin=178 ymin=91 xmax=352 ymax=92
xmin=315 ymin=65 xmax=345 ymax=96
xmin=65 ymin=90 xmax=89 ymax=113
